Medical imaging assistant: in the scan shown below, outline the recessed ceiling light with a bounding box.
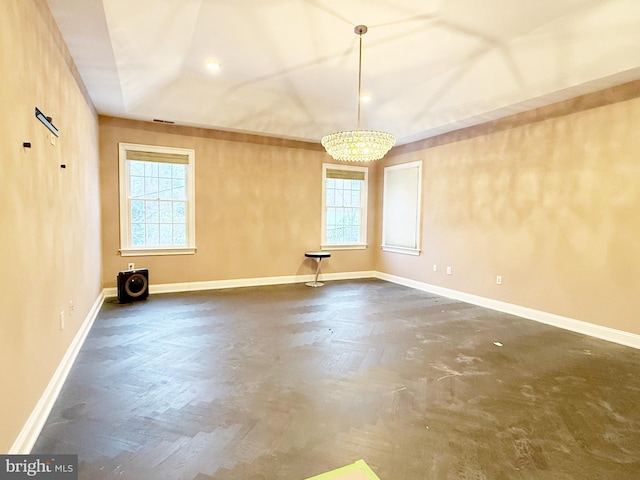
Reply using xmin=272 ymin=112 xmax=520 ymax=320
xmin=206 ymin=61 xmax=222 ymax=71
xmin=360 ymin=93 xmax=372 ymax=103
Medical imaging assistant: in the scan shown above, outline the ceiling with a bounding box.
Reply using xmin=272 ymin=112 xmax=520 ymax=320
xmin=47 ymin=0 xmax=640 ymax=146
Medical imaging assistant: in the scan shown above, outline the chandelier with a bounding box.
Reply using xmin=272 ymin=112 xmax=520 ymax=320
xmin=321 ymin=25 xmax=396 ymax=162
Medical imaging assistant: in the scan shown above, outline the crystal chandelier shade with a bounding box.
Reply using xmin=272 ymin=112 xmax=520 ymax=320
xmin=321 ymin=130 xmax=395 ymax=162
xmin=322 ymin=25 xmax=395 ymax=162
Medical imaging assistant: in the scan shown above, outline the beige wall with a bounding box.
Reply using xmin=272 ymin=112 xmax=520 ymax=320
xmin=99 ymin=117 xmax=377 ymax=288
xmin=376 ymin=83 xmax=640 ymax=336
xmin=0 ymin=0 xmax=101 ymax=452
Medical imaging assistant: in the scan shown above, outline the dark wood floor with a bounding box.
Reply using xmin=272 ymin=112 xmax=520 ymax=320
xmin=33 ymin=279 xmax=640 ymax=479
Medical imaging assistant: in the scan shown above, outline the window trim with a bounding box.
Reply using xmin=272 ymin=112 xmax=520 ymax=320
xmin=381 ymin=160 xmax=422 ymax=256
xmin=321 ymin=163 xmax=368 ymax=250
xmin=118 ymin=142 xmax=196 ymax=257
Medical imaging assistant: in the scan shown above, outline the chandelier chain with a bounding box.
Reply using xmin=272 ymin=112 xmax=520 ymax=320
xmin=357 ymin=31 xmax=363 ymax=129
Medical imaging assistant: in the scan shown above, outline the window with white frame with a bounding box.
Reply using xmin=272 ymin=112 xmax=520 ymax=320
xmin=382 ymin=160 xmax=422 ymax=255
xmin=118 ymin=143 xmax=196 ymax=256
xmin=322 ymin=164 xmax=368 ymax=249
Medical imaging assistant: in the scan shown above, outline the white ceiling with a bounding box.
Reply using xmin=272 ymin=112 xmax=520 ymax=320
xmin=47 ymin=0 xmax=640 ymax=145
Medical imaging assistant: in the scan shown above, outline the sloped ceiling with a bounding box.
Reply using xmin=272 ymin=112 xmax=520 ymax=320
xmin=47 ymin=0 xmax=640 ymax=145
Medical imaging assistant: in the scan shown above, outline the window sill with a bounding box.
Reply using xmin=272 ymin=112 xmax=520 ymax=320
xmin=321 ymin=243 xmax=368 ymax=251
xmin=381 ymin=245 xmax=421 ymax=256
xmin=120 ymin=247 xmax=196 ymax=257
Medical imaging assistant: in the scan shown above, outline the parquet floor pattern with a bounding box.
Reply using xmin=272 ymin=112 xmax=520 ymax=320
xmin=33 ymin=280 xmax=640 ymax=479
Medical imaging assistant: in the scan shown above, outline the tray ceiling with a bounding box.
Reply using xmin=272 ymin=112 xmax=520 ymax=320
xmin=47 ymin=0 xmax=640 ymax=145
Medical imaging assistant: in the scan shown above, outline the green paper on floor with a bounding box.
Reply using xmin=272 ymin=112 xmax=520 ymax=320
xmin=304 ymin=459 xmax=380 ymax=480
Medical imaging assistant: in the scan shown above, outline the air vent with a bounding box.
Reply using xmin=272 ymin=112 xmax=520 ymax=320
xmin=152 ymin=119 xmax=175 ymax=124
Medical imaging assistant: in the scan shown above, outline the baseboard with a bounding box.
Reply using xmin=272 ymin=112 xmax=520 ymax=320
xmin=9 ymin=291 xmax=106 ymax=454
xmin=103 ymin=270 xmax=377 ymax=298
xmin=376 ymin=272 xmax=640 ymax=350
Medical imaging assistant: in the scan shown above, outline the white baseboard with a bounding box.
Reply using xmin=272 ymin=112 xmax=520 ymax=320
xmin=103 ymin=270 xmax=377 ymax=298
xmin=10 ymin=292 xmax=106 ymax=454
xmin=376 ymin=272 xmax=640 ymax=350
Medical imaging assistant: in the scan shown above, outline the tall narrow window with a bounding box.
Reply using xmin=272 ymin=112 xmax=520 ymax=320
xmin=119 ymin=143 xmax=196 ymax=256
xmin=322 ymin=164 xmax=368 ymax=249
xmin=382 ymin=160 xmax=422 ymax=255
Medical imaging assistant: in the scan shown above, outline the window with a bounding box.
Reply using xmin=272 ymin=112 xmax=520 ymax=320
xmin=322 ymin=164 xmax=368 ymax=249
xmin=118 ymin=143 xmax=196 ymax=256
xmin=382 ymin=161 xmax=422 ymax=255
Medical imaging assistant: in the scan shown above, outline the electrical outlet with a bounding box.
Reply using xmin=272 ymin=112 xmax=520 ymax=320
xmin=128 ymin=263 xmax=135 ymax=270
xmin=60 ymin=311 xmax=65 ymax=330
xmin=496 ymin=275 xmax=502 ymax=285
xmin=446 ymin=266 xmax=452 ymax=275
xmin=69 ymin=300 xmax=74 ymax=316
xmin=50 ymin=133 xmax=56 ymax=146
xmin=432 ymin=264 xmax=437 ymax=272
